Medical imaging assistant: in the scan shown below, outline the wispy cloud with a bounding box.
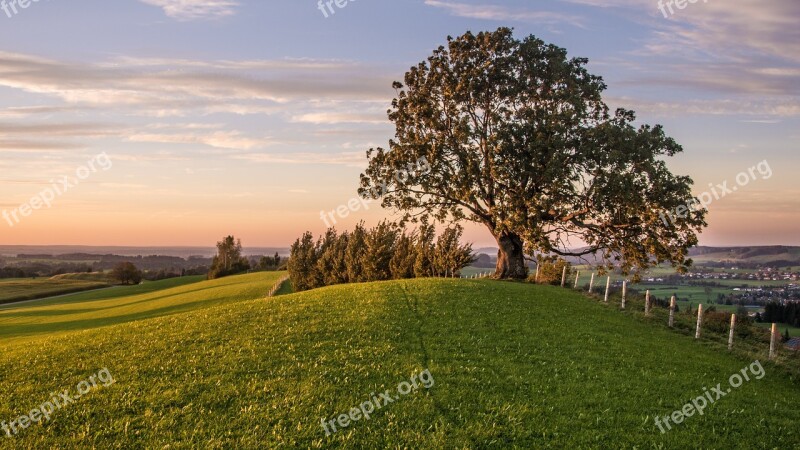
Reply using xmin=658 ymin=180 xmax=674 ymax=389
xmin=0 ymin=52 xmax=394 ymax=116
xmin=139 ymin=0 xmax=239 ymax=20
xmin=128 ymin=130 xmax=270 ymax=150
xmin=291 ymin=112 xmax=388 ymax=125
xmin=424 ymin=0 xmax=583 ymax=25
xmin=561 ymin=0 xmax=800 ymax=116
xmin=233 ymin=151 xmax=368 ymax=168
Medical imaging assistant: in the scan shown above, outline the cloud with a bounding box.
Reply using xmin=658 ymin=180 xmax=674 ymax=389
xmin=425 ymin=0 xmax=583 ymax=25
xmin=139 ymin=0 xmax=239 ymax=20
xmin=0 ymin=140 xmax=85 ymax=152
xmin=128 ymin=130 xmax=271 ymax=150
xmin=558 ymin=1 xmax=800 ymax=115
xmin=0 ymin=121 xmax=125 ymax=137
xmin=233 ymin=151 xmax=368 ymax=168
xmin=605 ymin=96 xmax=800 ymax=118
xmin=291 ymin=112 xmax=388 ymax=125
xmin=0 ymin=52 xmax=395 ymax=116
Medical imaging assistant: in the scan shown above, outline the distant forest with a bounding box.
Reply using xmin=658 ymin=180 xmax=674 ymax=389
xmin=0 ymin=253 xmax=282 ymax=279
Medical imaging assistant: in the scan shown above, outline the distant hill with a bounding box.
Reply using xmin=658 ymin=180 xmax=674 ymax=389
xmin=473 ymin=246 xmax=800 ymax=267
xmin=0 ymin=245 xmax=289 ymax=258
xmin=688 ymin=246 xmax=800 ymax=267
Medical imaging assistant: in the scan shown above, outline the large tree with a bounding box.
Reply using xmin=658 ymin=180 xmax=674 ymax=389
xmin=359 ymin=28 xmax=706 ymax=279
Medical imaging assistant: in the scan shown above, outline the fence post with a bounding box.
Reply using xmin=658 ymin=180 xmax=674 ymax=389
xmin=603 ymin=276 xmax=610 ymax=302
xmin=669 ymin=295 xmax=676 ymax=328
xmin=645 ymin=290 xmax=651 ymax=316
xmin=534 ymin=265 xmax=540 ymax=283
xmin=621 ymin=280 xmax=627 ymax=309
xmin=695 ymin=304 xmax=704 ymax=339
xmin=770 ymin=323 xmax=778 ymax=360
xmin=728 ymin=314 xmax=736 ymax=350
xmin=588 ymin=273 xmax=595 ymax=293
xmin=574 ymin=270 xmax=580 ymax=289
xmin=561 ymin=266 xmax=567 ymax=287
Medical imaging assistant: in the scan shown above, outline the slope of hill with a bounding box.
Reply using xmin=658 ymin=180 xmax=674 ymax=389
xmin=0 ymin=276 xmax=797 ymax=448
xmin=0 ymin=273 xmax=280 ymax=346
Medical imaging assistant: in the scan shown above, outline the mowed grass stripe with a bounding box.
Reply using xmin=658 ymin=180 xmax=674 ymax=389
xmin=0 ymin=278 xmax=110 ymax=305
xmin=0 ymin=276 xmax=798 ymax=448
xmin=0 ymin=272 xmax=285 ymax=347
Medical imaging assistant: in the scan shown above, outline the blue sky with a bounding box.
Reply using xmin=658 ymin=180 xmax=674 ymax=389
xmin=0 ymin=0 xmax=797 ymax=247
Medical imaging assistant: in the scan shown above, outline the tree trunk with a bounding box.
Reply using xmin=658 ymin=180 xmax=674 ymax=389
xmin=495 ymin=232 xmax=528 ymax=279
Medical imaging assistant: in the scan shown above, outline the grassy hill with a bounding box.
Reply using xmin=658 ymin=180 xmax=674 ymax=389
xmin=0 ymin=275 xmax=798 ymax=448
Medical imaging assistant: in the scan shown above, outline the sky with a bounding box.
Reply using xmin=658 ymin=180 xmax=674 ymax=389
xmin=0 ymin=0 xmax=797 ymax=248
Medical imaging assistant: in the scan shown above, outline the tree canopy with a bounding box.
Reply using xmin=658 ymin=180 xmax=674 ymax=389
xmin=111 ymin=262 xmax=142 ymax=285
xmin=359 ymin=27 xmax=706 ymax=279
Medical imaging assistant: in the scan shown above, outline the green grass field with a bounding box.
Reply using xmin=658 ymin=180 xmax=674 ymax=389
xmin=634 ymin=283 xmax=733 ymax=303
xmin=0 ymin=274 xmax=237 ymax=346
xmin=754 ymin=322 xmax=800 ymax=338
xmin=0 ymin=278 xmax=110 ymax=305
xmin=1 ymin=274 xmax=798 ymax=448
xmin=459 ymin=266 xmax=495 ymax=277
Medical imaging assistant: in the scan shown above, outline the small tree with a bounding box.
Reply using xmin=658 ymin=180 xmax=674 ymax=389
xmin=208 ymin=235 xmax=250 ymax=279
xmin=390 ymin=232 xmax=417 ymax=279
xmin=413 ymin=219 xmax=436 ymax=278
xmin=433 ymin=225 xmax=474 ymax=277
xmin=288 ymin=232 xmax=317 ymax=291
xmin=345 ymin=222 xmax=368 ymax=283
xmin=532 ymin=258 xmax=571 ymax=286
xmin=363 ymin=221 xmax=398 ymax=281
xmin=111 ymin=262 xmax=142 ymax=285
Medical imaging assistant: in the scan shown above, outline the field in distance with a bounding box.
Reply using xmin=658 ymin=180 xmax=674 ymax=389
xmin=0 ymin=275 xmax=798 ymax=448
xmin=0 ymin=276 xmax=111 ymax=305
xmin=0 ymin=272 xmax=284 ymax=346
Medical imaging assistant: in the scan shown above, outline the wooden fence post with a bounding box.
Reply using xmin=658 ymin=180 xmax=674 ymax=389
xmin=645 ymin=290 xmax=651 ymax=316
xmin=603 ymin=276 xmax=610 ymax=302
xmin=561 ymin=266 xmax=567 ymax=287
xmin=621 ymin=280 xmax=627 ymax=309
xmin=574 ymin=270 xmax=580 ymax=289
xmin=695 ymin=304 xmax=704 ymax=339
xmin=669 ymin=296 xmax=676 ymax=328
xmin=770 ymin=323 xmax=778 ymax=360
xmin=728 ymin=314 xmax=736 ymax=350
xmin=588 ymin=273 xmax=595 ymax=293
